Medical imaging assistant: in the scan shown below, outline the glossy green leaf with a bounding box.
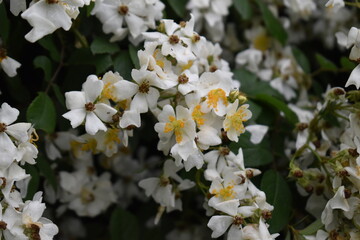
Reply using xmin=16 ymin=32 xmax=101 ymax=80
xmin=234 ymin=68 xmax=283 ymax=99
xmin=315 ymin=53 xmax=337 ymax=71
xmin=37 ymin=155 xmax=58 ymax=191
xmin=261 ymin=170 xmax=292 ymax=233
xmin=292 ymin=47 xmax=311 ymax=74
xmin=34 ymin=56 xmax=53 ymax=82
xmin=129 ymin=44 xmax=140 ymax=69
xmin=230 ymin=132 xmax=273 ymax=167
xmin=94 ymin=54 xmax=113 ymax=74
xmin=167 ymin=0 xmax=187 ymax=18
xmin=110 ymin=207 xmax=139 ymax=240
xmin=0 ymin=4 xmax=9 ymax=41
xmin=27 ymin=92 xmax=56 ymax=133
xmin=52 ymin=84 xmax=65 ymax=107
xmin=299 ymin=219 xmax=324 ymax=235
xmin=38 ymin=36 xmax=61 ymax=62
xmin=90 ymin=36 xmax=120 ymax=55
xmin=234 ymin=0 xmax=253 ymax=20
xmin=247 ymin=99 xmax=262 ymax=122
xmin=340 ymin=56 xmax=356 ymax=70
xmin=24 ymin=165 xmax=40 ymax=201
xmin=255 ymin=0 xmax=287 ymax=45
xmin=113 ymin=51 xmax=133 ymax=80
xmin=254 ymin=94 xmax=298 ymax=125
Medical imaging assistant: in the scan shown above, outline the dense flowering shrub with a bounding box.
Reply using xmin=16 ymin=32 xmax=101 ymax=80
xmin=1 ymin=0 xmax=360 ymax=239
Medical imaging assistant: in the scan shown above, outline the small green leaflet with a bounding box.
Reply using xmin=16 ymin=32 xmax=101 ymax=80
xmin=255 ymin=0 xmax=287 ymax=45
xmin=34 ymin=56 xmax=53 ymax=82
xmin=234 ymin=0 xmax=253 ymax=20
xmin=315 ymin=53 xmax=337 ymax=71
xmin=27 ymin=92 xmax=57 ymax=133
xmin=292 ymin=47 xmax=311 ymax=74
xmin=299 ymin=219 xmax=324 ymax=235
xmin=90 ymin=36 xmax=120 ymax=55
xmin=110 ymin=207 xmax=139 ymax=240
xmin=261 ymin=170 xmax=292 ymax=233
xmin=167 ymin=0 xmax=187 ymax=18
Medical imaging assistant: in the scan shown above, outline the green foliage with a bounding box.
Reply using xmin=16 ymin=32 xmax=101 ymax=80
xmin=299 ymin=219 xmax=324 ymax=235
xmin=167 ymin=0 xmax=188 ymax=18
xmin=110 ymin=207 xmax=140 ymax=240
xmin=37 ymin=155 xmax=58 ymax=191
xmin=34 ymin=56 xmax=53 ymax=82
xmin=0 ymin=4 xmax=9 ymax=42
xmin=255 ymin=0 xmax=287 ymax=45
xmin=230 ymin=132 xmax=273 ymax=167
xmin=315 ymin=53 xmax=337 ymax=71
xmin=340 ymin=57 xmax=357 ymax=70
xmin=68 ymin=48 xmax=113 ymax=74
xmin=234 ymin=68 xmax=283 ymax=98
xmin=254 ymin=94 xmax=299 ymax=126
xmin=292 ymin=47 xmax=311 ymax=74
xmin=24 ymin=165 xmax=40 ymax=201
xmin=113 ymin=50 xmax=133 ymax=80
xmin=261 ymin=170 xmax=292 ymax=233
xmin=234 ymin=0 xmax=253 ymax=20
xmin=129 ymin=44 xmax=140 ymax=69
xmin=38 ymin=36 xmax=61 ymax=62
xmin=90 ymin=36 xmax=120 ymax=55
xmin=27 ymin=92 xmax=57 ymax=133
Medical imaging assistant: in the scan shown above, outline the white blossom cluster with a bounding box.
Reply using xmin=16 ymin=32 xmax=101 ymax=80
xmin=60 ymin=15 xmax=277 ymax=239
xmin=0 ymin=103 xmax=58 ymax=239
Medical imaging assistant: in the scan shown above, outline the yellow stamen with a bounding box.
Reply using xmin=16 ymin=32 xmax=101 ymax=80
xmin=207 ymin=88 xmax=228 ymax=111
xmin=164 ymin=116 xmax=185 ymax=143
xmin=252 ymin=33 xmax=270 ymax=51
xmin=181 ymin=60 xmax=194 ymax=71
xmin=225 ymin=106 xmax=250 ymax=133
xmin=211 ymin=185 xmax=235 ymax=200
xmin=192 ymin=105 xmax=205 ymax=126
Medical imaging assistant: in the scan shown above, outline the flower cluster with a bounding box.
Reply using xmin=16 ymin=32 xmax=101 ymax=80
xmin=0 ymin=103 xmax=58 ymax=239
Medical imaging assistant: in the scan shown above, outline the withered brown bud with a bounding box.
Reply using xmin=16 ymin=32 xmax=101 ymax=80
xmin=292 ymin=170 xmax=303 ymax=178
xmin=305 ymin=185 xmax=314 ymax=193
xmin=297 ymin=123 xmax=308 ymax=131
xmin=261 ymin=210 xmax=272 ymax=220
xmin=344 ymin=188 xmax=352 ymax=199
xmin=348 ymin=148 xmax=359 ymax=157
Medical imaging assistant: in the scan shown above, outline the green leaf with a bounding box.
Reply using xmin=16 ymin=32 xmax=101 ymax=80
xmin=233 ymin=68 xmax=283 ymax=99
xmin=0 ymin=4 xmax=9 ymax=41
xmin=24 ymin=165 xmax=40 ymax=201
xmin=299 ymin=219 xmax=324 ymax=235
xmin=90 ymin=36 xmax=120 ymax=55
xmin=167 ymin=0 xmax=187 ymax=18
xmin=129 ymin=44 xmax=140 ymax=69
xmin=292 ymin=47 xmax=311 ymax=74
xmin=113 ymin=51 xmax=133 ymax=80
xmin=234 ymin=0 xmax=253 ymax=20
xmin=229 ymin=132 xmax=273 ymax=167
xmin=247 ymin=100 xmax=262 ymax=122
xmin=255 ymin=0 xmax=287 ymax=45
xmin=110 ymin=207 xmax=139 ymax=240
xmin=38 ymin=36 xmax=61 ymax=62
xmin=27 ymin=92 xmax=56 ymax=133
xmin=52 ymin=84 xmax=65 ymax=107
xmin=37 ymin=155 xmax=58 ymax=191
xmin=254 ymin=94 xmax=299 ymax=125
xmin=94 ymin=54 xmax=113 ymax=74
xmin=340 ymin=57 xmax=356 ymax=70
xmin=34 ymin=56 xmax=53 ymax=82
xmin=261 ymin=170 xmax=292 ymax=233
xmin=315 ymin=53 xmax=337 ymax=71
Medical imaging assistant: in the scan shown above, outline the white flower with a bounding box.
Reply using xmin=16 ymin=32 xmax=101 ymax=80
xmin=62 ymin=75 xmax=117 ymax=135
xmin=21 ymin=0 xmax=89 ymax=42
xmin=0 ymin=103 xmax=31 ymax=169
xmin=223 ymin=100 xmax=252 ymax=142
xmin=0 ymin=48 xmax=21 ymax=77
xmin=325 ymin=0 xmax=344 ymax=12
xmin=92 ymin=0 xmax=164 ymax=44
xmin=10 ymin=0 xmax=27 ymax=16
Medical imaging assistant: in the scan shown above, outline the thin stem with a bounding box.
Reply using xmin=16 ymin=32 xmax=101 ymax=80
xmin=45 ymin=37 xmax=65 ymax=94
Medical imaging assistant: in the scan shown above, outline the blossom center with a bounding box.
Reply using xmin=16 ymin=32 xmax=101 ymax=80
xmin=102 ymin=82 xmax=116 ymax=101
xmin=212 ymin=185 xmax=235 ymax=200
xmin=118 ymin=5 xmax=129 ymax=15
xmin=0 ymin=123 xmax=7 ymax=132
xmin=138 ymin=81 xmax=150 ymax=93
xmin=81 ymin=188 xmax=95 ymax=204
xmin=169 ymin=35 xmax=180 ymax=44
xmin=159 ymin=176 xmax=170 ymax=186
xmin=233 ymin=215 xmax=244 ymax=226
xmin=0 ymin=48 xmax=7 ymax=62
xmin=0 ymin=177 xmax=6 ymax=189
xmin=104 ymin=128 xmax=121 ymax=148
xmin=164 ymin=116 xmax=185 ymax=143
xmin=0 ymin=221 xmax=6 ymax=230
xmin=85 ymin=102 xmax=96 ymax=111
xmin=23 ymin=223 xmax=41 ymax=240
xmin=206 ymin=88 xmax=228 ymax=110
xmin=192 ymin=105 xmax=205 ymax=126
xmin=178 ymin=74 xmax=189 ymax=84
xmin=219 ymin=146 xmax=230 ymax=156
xmin=46 ymin=0 xmax=59 ymax=4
